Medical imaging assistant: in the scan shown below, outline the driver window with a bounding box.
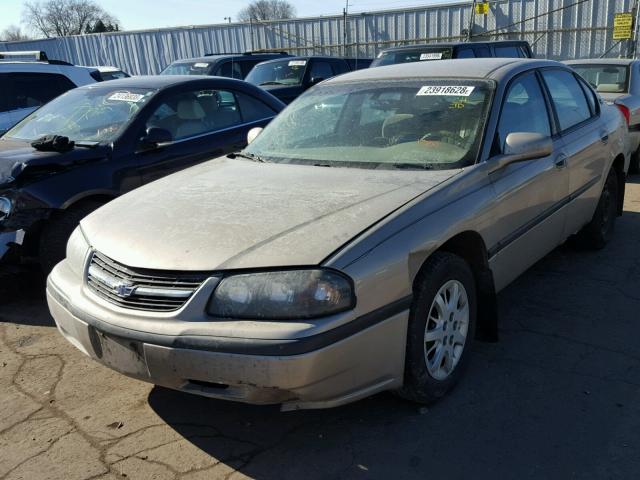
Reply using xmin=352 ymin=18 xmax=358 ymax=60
xmin=145 ymin=89 xmax=241 ymax=141
xmin=495 ymin=72 xmax=551 ymax=153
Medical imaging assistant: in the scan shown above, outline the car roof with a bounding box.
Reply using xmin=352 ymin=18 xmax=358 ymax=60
xmin=326 ymin=58 xmax=562 ymax=84
xmin=254 ymin=55 xmax=341 ymax=66
xmin=564 ymin=58 xmax=634 ymax=66
xmin=381 ymin=40 xmax=529 ymax=52
xmin=76 ymin=74 xmax=244 ymax=90
xmin=169 ymin=53 xmax=288 ymax=64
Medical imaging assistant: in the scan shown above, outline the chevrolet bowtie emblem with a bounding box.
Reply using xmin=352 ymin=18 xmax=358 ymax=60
xmin=113 ymin=283 xmax=136 ymax=298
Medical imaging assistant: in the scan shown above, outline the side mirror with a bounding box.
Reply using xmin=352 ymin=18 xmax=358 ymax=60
xmin=491 ymin=132 xmax=553 ymax=172
xmin=140 ymin=127 xmax=172 ymax=150
xmin=247 ymin=127 xmax=263 ymax=145
xmin=309 ymin=77 xmax=325 ymax=86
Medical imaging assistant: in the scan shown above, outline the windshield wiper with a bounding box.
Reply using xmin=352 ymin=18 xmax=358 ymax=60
xmin=390 ymin=163 xmax=434 ymax=170
xmin=227 ymin=152 xmax=267 ymax=163
xmin=74 ymin=141 xmax=100 ymax=148
xmin=259 ymin=81 xmax=285 ymax=86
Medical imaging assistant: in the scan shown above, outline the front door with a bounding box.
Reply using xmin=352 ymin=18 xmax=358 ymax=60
xmin=486 ymin=71 xmax=570 ymax=291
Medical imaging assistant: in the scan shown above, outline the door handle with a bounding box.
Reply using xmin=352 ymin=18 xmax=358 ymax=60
xmin=554 ymin=154 xmax=567 ymax=169
xmin=600 ymin=133 xmax=609 ymax=144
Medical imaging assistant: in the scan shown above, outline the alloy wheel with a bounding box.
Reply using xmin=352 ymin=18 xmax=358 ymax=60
xmin=423 ymin=279 xmax=469 ymax=381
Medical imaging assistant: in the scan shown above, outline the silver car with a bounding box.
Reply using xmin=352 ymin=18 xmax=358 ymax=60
xmin=565 ymin=59 xmax=640 ymax=172
xmin=47 ymin=59 xmax=629 ymax=411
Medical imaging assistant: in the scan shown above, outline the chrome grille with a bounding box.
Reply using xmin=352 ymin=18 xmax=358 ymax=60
xmin=86 ymin=251 xmax=209 ymax=312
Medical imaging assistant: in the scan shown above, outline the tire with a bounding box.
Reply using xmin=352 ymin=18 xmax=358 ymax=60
xmin=39 ymin=201 xmax=104 ymax=274
xmin=578 ymin=169 xmax=618 ymax=250
xmin=630 ymin=150 xmax=640 ymax=175
xmin=397 ymin=252 xmax=477 ymax=404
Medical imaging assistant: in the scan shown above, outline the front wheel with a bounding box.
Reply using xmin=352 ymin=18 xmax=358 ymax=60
xmin=39 ymin=200 xmax=104 ymax=274
xmin=397 ymin=252 xmax=477 ymax=404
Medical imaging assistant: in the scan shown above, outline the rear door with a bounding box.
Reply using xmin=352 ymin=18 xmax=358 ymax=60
xmin=487 ymin=70 xmax=570 ymax=291
xmin=135 ymin=86 xmax=278 ymax=183
xmin=540 ymin=68 xmax=608 ymax=237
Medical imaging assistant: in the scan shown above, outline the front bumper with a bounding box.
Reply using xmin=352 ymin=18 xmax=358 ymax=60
xmin=47 ymin=260 xmax=409 ymax=410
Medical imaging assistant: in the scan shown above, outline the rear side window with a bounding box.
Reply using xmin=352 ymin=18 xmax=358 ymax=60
xmin=577 ymin=77 xmax=598 ymax=115
xmin=0 ymin=74 xmax=8 ymax=113
xmin=542 ymin=69 xmax=593 ymax=131
xmin=474 ymin=47 xmax=491 ymax=57
xmin=456 ymin=48 xmax=475 ymax=58
xmin=494 ymin=46 xmax=522 ymax=58
xmin=236 ymin=92 xmax=277 ymax=122
xmin=240 ymin=60 xmax=262 ymax=78
xmin=216 ymin=61 xmax=243 ymax=79
xmin=496 ymin=72 xmax=551 ymax=152
xmin=8 ymin=72 xmax=76 ymax=110
xmin=308 ymin=61 xmax=334 ymax=81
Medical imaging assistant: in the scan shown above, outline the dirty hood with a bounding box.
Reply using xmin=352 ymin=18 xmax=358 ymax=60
xmin=82 ymin=158 xmax=459 ymax=270
xmin=0 ymin=137 xmax=108 ymax=186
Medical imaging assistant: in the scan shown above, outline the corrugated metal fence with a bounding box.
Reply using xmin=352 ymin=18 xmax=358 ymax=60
xmin=0 ymin=0 xmax=636 ymax=75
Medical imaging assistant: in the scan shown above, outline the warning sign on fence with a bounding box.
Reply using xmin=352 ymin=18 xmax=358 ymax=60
xmin=613 ymin=12 xmax=634 ymax=40
xmin=475 ymin=2 xmax=489 ymax=15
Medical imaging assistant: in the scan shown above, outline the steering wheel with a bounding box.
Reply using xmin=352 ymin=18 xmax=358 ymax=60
xmin=420 ymin=131 xmax=466 ymax=148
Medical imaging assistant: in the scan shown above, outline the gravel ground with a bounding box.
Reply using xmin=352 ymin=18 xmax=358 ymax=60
xmin=1 ymin=175 xmax=639 ymax=480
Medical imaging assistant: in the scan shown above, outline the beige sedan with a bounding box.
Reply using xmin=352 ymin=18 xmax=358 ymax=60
xmin=47 ymin=58 xmax=630 ymax=410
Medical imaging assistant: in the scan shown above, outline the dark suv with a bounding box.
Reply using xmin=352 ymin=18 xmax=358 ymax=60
xmin=160 ymin=51 xmax=291 ymax=79
xmin=246 ymin=56 xmax=372 ymax=104
xmin=370 ymin=40 xmax=533 ymax=68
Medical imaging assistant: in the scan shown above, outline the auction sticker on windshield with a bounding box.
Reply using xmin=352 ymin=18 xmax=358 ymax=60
xmin=417 ymin=86 xmax=475 ymax=96
xmin=289 ymin=60 xmax=307 ymax=66
xmin=108 ymin=92 xmax=146 ymax=102
xmin=420 ymin=52 xmax=443 ymax=60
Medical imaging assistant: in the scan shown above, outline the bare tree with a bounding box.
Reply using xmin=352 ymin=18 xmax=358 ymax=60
xmin=237 ymin=0 xmax=296 ymax=22
xmin=23 ymin=0 xmax=120 ymax=38
xmin=1 ymin=25 xmax=31 ymax=42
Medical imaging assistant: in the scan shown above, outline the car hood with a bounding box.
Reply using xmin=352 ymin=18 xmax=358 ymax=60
xmin=0 ymin=137 xmax=109 ymax=186
xmin=82 ymin=158 xmax=460 ymax=271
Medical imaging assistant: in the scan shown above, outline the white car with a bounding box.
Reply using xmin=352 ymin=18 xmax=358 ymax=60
xmin=0 ymin=51 xmax=97 ymax=135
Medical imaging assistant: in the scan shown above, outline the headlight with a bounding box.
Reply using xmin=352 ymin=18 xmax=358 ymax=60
xmin=66 ymin=226 xmax=90 ymax=275
xmin=0 ymin=197 xmax=11 ymax=221
xmin=208 ymin=269 xmax=355 ymax=319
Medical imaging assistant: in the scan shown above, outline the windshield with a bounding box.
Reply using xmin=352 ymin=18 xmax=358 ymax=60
xmin=245 ymin=59 xmax=307 ymax=86
xmin=5 ymin=87 xmax=155 ymax=143
xmin=571 ymin=64 xmax=629 ymax=94
xmin=371 ymin=47 xmax=453 ymax=67
xmin=245 ymin=79 xmax=493 ymax=170
xmin=161 ymin=62 xmax=213 ymax=75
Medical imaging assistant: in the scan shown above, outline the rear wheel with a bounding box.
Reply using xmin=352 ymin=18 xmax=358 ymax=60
xmin=577 ymin=169 xmax=618 ymax=250
xmin=630 ymin=149 xmax=640 ymax=174
xmin=397 ymin=252 xmax=477 ymax=404
xmin=39 ymin=200 xmax=104 ymax=274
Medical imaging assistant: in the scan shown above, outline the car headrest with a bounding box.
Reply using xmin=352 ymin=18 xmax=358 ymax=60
xmin=177 ymin=100 xmax=206 ymax=120
xmin=596 ymin=83 xmax=625 ymax=93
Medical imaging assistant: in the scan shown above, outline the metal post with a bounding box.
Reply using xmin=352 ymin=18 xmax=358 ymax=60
xmin=249 ymin=18 xmax=255 ymax=52
xmin=467 ymin=0 xmax=477 ymax=41
xmin=343 ymin=6 xmax=348 ymax=56
xmin=633 ymin=0 xmax=640 ymax=58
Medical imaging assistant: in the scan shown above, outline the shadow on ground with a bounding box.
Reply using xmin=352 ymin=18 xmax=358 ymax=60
xmin=148 ymin=210 xmax=640 ymax=479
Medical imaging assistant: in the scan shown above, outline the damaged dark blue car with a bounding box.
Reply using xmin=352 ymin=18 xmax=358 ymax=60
xmin=0 ymin=75 xmax=284 ymax=271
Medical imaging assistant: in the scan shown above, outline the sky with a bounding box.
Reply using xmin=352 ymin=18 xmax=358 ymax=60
xmin=0 ymin=0 xmax=457 ymax=34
